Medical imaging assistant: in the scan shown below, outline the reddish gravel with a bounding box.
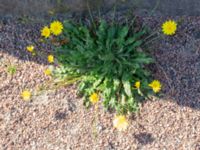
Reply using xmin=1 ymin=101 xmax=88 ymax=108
xmin=0 ymin=16 xmax=200 ymax=150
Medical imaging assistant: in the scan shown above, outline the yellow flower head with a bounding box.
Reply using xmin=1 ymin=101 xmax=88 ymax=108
xmin=113 ymin=115 xmax=129 ymax=131
xmin=26 ymin=45 xmax=34 ymax=52
xmin=21 ymin=90 xmax=31 ymax=101
xmin=135 ymin=81 xmax=140 ymax=89
xmin=162 ymin=20 xmax=177 ymax=36
xmin=44 ymin=68 xmax=52 ymax=76
xmin=41 ymin=26 xmax=51 ymax=38
xmin=50 ymin=21 xmax=63 ymax=36
xmin=90 ymin=93 xmax=99 ymax=104
xmin=48 ymin=55 xmax=54 ymax=63
xmin=149 ymin=80 xmax=162 ymax=93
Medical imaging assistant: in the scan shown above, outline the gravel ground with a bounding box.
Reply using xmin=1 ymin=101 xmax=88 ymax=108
xmin=0 ymin=16 xmax=200 ymax=150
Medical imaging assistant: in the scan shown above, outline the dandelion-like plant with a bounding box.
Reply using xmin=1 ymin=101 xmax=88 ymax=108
xmin=162 ymin=20 xmax=177 ymax=36
xmin=50 ymin=21 xmax=63 ymax=36
xmin=149 ymin=80 xmax=162 ymax=93
xmin=26 ymin=45 xmax=34 ymax=53
xmin=38 ymin=18 xmax=162 ymax=131
xmin=113 ymin=115 xmax=129 ymax=131
xmin=90 ymin=93 xmax=100 ymax=105
xmin=21 ymin=90 xmax=31 ymax=101
xmin=41 ymin=26 xmax=51 ymax=38
xmin=48 ymin=55 xmax=54 ymax=63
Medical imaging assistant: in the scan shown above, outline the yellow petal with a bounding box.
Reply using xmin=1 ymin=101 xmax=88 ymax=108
xmin=149 ymin=80 xmax=162 ymax=93
xmin=162 ymin=20 xmax=177 ymax=36
xmin=113 ymin=115 xmax=128 ymax=131
xmin=48 ymin=55 xmax=54 ymax=63
xmin=135 ymin=81 xmax=140 ymax=89
xmin=21 ymin=90 xmax=31 ymax=101
xmin=90 ymin=93 xmax=99 ymax=104
xmin=41 ymin=26 xmax=51 ymax=38
xmin=44 ymin=68 xmax=51 ymax=76
xmin=50 ymin=21 xmax=63 ymax=36
xmin=26 ymin=45 xmax=34 ymax=52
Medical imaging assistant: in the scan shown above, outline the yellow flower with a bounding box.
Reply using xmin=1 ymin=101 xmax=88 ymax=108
xmin=21 ymin=90 xmax=31 ymax=101
xmin=162 ymin=20 xmax=177 ymax=35
xmin=26 ymin=45 xmax=34 ymax=52
xmin=149 ymin=80 xmax=162 ymax=93
xmin=48 ymin=55 xmax=54 ymax=63
xmin=90 ymin=93 xmax=99 ymax=104
xmin=113 ymin=115 xmax=129 ymax=131
xmin=50 ymin=21 xmax=63 ymax=36
xmin=135 ymin=81 xmax=140 ymax=89
xmin=44 ymin=68 xmax=51 ymax=76
xmin=41 ymin=26 xmax=51 ymax=38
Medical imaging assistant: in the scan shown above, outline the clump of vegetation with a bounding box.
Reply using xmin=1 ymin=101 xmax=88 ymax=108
xmin=42 ymin=19 xmax=161 ymax=115
xmin=26 ymin=16 xmax=179 ymax=131
xmin=7 ymin=65 xmax=17 ymax=75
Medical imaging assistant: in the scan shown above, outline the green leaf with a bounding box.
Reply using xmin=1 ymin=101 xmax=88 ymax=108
xmin=109 ymin=94 xmax=116 ymax=108
xmin=126 ymin=40 xmax=143 ymax=53
xmin=122 ymin=74 xmax=132 ymax=97
xmin=92 ymin=77 xmax=104 ymax=89
xmin=133 ymin=55 xmax=154 ymax=64
xmin=118 ymin=26 xmax=129 ymax=39
xmin=113 ymin=79 xmax=120 ymax=91
xmin=121 ymin=93 xmax=126 ymax=105
xmin=125 ymin=37 xmax=136 ymax=45
xmin=133 ymin=30 xmax=146 ymax=39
